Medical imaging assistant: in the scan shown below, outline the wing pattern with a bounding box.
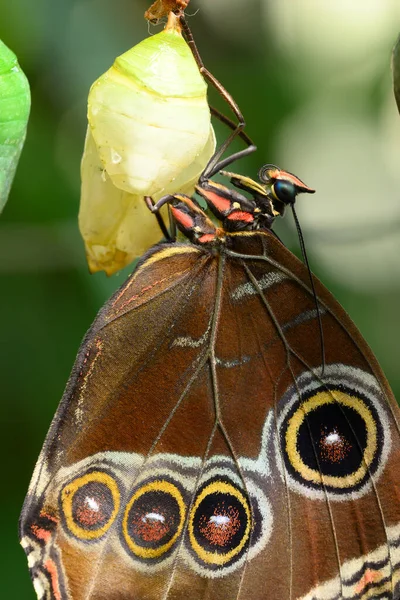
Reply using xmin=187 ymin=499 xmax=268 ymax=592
xmin=20 ymin=232 xmax=400 ymax=600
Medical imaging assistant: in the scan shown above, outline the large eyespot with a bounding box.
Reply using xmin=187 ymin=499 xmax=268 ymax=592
xmin=271 ymin=180 xmax=297 ymax=205
xmin=60 ymin=471 xmax=120 ymax=540
xmin=188 ymin=478 xmax=251 ymax=569
xmin=277 ymin=365 xmax=390 ymax=499
xmin=122 ymin=479 xmax=186 ymax=561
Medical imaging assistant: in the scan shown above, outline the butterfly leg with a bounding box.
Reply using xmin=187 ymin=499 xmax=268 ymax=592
xmin=144 ymin=196 xmax=174 ymax=241
xmin=209 ymin=105 xmax=254 ymax=148
xmin=147 ymin=193 xmax=220 ymax=245
xmin=179 ymin=15 xmax=257 ymax=180
xmin=200 ymin=145 xmax=258 ymax=182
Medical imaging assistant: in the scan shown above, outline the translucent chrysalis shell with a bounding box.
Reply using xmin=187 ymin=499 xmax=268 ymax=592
xmin=0 ymin=39 xmax=31 ymax=212
xmin=80 ymin=127 xmax=215 ymax=275
xmin=80 ymin=14 xmax=215 ymax=275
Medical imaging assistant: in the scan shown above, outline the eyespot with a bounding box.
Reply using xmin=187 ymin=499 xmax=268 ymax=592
xmin=271 ymin=180 xmax=297 ymax=205
xmin=188 ymin=478 xmax=251 ymax=569
xmin=283 ymin=389 xmax=378 ymax=490
xmin=60 ymin=471 xmax=120 ymax=540
xmin=122 ymin=479 xmax=186 ymax=561
xmin=277 ymin=366 xmax=389 ymax=499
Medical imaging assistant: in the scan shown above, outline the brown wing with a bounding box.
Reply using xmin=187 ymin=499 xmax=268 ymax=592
xmin=217 ymin=231 xmax=400 ymax=599
xmin=20 ymin=232 xmax=400 ymax=600
xmin=20 ymin=242 xmax=221 ymax=599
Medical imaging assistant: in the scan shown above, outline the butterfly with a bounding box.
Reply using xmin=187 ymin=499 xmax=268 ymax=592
xmin=19 ymin=133 xmax=400 ymax=598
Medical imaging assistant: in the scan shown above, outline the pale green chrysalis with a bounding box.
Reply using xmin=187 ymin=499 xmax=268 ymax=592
xmin=80 ymin=127 xmax=215 ymax=276
xmin=0 ymin=39 xmax=31 ymax=212
xmin=80 ymin=13 xmax=215 ymax=275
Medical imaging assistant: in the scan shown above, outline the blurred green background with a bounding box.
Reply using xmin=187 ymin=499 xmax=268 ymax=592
xmin=1 ymin=0 xmax=400 ymax=596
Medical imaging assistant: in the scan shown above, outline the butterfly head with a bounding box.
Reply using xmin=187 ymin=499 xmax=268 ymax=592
xmin=258 ymin=164 xmax=315 ymax=216
xmin=149 ymin=163 xmax=316 ymax=245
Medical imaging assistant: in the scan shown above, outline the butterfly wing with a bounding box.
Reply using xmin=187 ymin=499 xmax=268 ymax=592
xmin=220 ymin=231 xmax=400 ymax=599
xmin=20 ymin=243 xmax=231 ymax=599
xmin=20 ymin=231 xmax=400 ymax=600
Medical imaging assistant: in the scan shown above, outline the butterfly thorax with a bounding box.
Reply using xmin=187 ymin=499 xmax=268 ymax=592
xmin=167 ymin=166 xmax=315 ymax=247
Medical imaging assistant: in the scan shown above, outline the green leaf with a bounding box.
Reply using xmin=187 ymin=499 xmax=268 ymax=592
xmin=0 ymin=39 xmax=31 ymax=212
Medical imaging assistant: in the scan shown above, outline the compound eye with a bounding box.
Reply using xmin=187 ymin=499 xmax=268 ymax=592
xmin=188 ymin=478 xmax=251 ymax=569
xmin=272 ymin=180 xmax=297 ymax=205
xmin=122 ymin=479 xmax=186 ymax=561
xmin=60 ymin=471 xmax=120 ymax=541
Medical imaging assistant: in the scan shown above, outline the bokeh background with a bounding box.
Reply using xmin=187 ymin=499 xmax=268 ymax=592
xmin=1 ymin=0 xmax=400 ymax=596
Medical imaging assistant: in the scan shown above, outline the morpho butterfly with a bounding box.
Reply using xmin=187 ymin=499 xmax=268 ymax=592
xmin=20 ymin=144 xmax=400 ymax=598
xmin=20 ymin=11 xmax=400 ymax=600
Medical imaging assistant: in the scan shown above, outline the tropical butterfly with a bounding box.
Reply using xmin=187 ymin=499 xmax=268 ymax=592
xmin=20 ymin=109 xmax=400 ymax=599
xmin=0 ymin=38 xmax=30 ymax=212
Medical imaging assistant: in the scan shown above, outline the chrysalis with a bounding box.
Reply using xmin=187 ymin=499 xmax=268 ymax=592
xmin=0 ymin=39 xmax=31 ymax=212
xmin=80 ymin=12 xmax=215 ymax=275
xmin=80 ymin=126 xmax=215 ymax=275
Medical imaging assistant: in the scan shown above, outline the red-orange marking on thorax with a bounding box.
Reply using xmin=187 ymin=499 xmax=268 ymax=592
xmin=200 ymin=189 xmax=232 ymax=213
xmin=171 ymin=206 xmax=195 ymax=230
xmin=198 ymin=233 xmax=217 ymax=244
xmin=227 ymin=211 xmax=254 ymax=222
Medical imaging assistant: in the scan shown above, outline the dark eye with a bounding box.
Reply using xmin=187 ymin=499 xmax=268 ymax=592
xmin=272 ymin=180 xmax=297 ymax=204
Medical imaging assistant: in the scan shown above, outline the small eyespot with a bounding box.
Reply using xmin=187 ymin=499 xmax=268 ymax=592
xmin=188 ymin=478 xmax=251 ymax=568
xmin=281 ymin=387 xmax=382 ymax=494
xmin=271 ymin=180 xmax=297 ymax=205
xmin=60 ymin=471 xmax=120 ymax=541
xmin=122 ymin=479 xmax=186 ymax=561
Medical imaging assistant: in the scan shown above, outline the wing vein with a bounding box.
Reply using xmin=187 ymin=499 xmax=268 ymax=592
xmin=227 ymin=247 xmax=400 ymax=439
xmin=242 ymin=256 xmax=396 ymax=596
xmin=242 ymin=260 xmax=344 ymax=598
